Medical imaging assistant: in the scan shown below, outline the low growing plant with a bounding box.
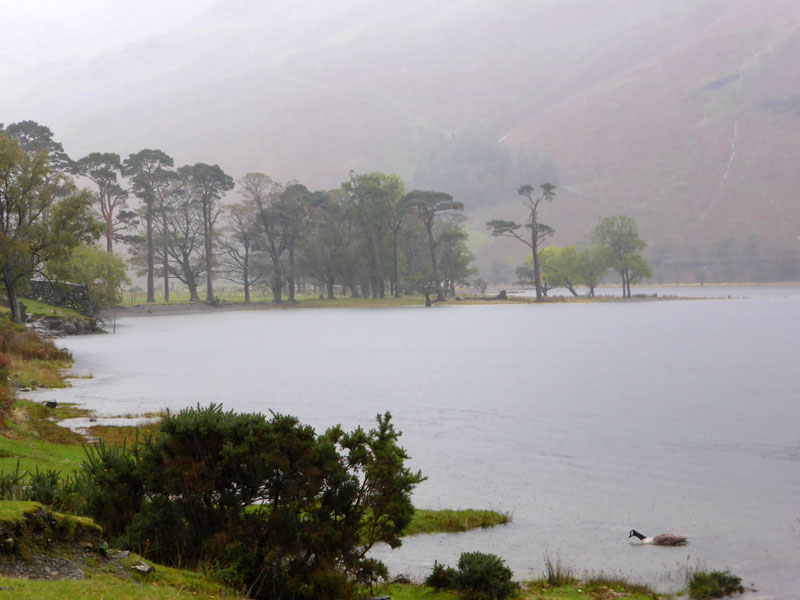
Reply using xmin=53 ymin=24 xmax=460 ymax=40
xmin=425 ymin=560 xmax=457 ymax=591
xmin=688 ymin=569 xmax=744 ymax=599
xmin=427 ymin=552 xmax=517 ymax=600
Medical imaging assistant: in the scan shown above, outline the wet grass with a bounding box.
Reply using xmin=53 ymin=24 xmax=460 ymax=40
xmin=688 ymin=569 xmax=744 ymax=599
xmin=0 ymin=400 xmax=88 ymax=476
xmin=405 ymin=508 xmax=510 ymax=535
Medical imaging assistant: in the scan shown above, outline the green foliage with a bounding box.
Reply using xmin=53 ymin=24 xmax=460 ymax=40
xmin=46 ymin=245 xmax=130 ymax=309
xmin=73 ymin=439 xmax=144 ymax=537
xmin=429 ymin=552 xmax=517 ymax=600
xmin=688 ymin=569 xmax=744 ymax=599
xmin=26 ymin=466 xmax=63 ymax=505
xmin=591 ymin=215 xmax=651 ymax=297
xmin=79 ymin=404 xmax=423 ymax=600
xmin=0 ymin=460 xmax=26 ymax=500
xmin=406 ymin=509 xmax=510 ymax=536
xmin=0 ymin=134 xmax=101 ymax=322
xmin=425 ymin=560 xmax=457 ymax=591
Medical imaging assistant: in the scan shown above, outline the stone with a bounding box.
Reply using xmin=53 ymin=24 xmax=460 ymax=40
xmin=131 ymin=561 xmax=154 ymax=575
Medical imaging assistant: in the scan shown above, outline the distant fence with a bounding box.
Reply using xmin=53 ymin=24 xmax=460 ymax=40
xmin=27 ymin=280 xmax=93 ymax=316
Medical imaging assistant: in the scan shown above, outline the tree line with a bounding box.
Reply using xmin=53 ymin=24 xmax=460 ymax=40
xmin=1 ymin=119 xmax=655 ymax=323
xmin=0 ymin=120 xmax=477 ymax=316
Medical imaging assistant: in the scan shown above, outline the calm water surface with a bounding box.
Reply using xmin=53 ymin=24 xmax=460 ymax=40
xmin=38 ymin=289 xmax=800 ymax=598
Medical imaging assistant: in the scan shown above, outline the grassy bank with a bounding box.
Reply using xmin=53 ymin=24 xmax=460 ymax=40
xmin=405 ymin=509 xmax=510 ymax=535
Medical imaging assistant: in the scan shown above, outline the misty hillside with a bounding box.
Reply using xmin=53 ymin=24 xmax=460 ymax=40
xmin=4 ymin=0 xmax=799 ymax=280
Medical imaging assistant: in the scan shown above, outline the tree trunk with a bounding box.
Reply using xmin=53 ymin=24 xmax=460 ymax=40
xmin=392 ymin=230 xmax=400 ymax=298
xmin=187 ymin=280 xmax=200 ymax=302
xmin=146 ymin=208 xmax=155 ymax=303
xmin=287 ymin=244 xmax=295 ymax=302
xmin=531 ymin=240 xmax=542 ymax=303
xmin=161 ymin=210 xmax=170 ymax=303
xmin=243 ymin=255 xmax=250 ymax=303
xmin=326 ymin=280 xmax=335 ymax=300
xmin=271 ymin=274 xmax=282 ymax=304
xmin=3 ymin=275 xmax=22 ymax=324
xmin=204 ymin=217 xmax=214 ymax=303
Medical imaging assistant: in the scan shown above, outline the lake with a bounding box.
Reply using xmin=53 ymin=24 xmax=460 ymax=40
xmin=35 ymin=287 xmax=800 ymax=598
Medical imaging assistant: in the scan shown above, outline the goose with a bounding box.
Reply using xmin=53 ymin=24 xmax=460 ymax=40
xmin=628 ymin=529 xmax=687 ymax=546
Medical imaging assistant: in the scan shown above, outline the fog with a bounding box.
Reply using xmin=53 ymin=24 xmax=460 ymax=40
xmin=3 ymin=0 xmax=799 ymax=273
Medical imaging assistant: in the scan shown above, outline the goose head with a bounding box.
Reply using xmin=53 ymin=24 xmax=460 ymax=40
xmin=628 ymin=529 xmax=645 ymax=540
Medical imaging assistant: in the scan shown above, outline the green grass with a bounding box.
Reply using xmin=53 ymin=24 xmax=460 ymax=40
xmin=15 ymin=298 xmax=85 ymax=320
xmin=0 ymin=499 xmax=42 ymax=522
xmin=0 ymin=563 xmax=246 ymax=599
xmin=405 ymin=509 xmax=510 ymax=536
xmin=688 ymin=569 xmax=744 ymax=599
xmin=0 ymin=400 xmax=88 ymax=476
xmin=380 ymin=579 xmax=660 ymax=600
xmin=378 ymin=583 xmax=460 ymax=600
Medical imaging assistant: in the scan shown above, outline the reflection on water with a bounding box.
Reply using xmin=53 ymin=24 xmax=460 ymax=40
xmin=35 ymin=288 xmax=800 ymax=598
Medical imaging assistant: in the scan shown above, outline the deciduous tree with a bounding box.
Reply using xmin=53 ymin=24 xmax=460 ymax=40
xmin=0 ymin=135 xmax=100 ymax=322
xmin=592 ymin=215 xmax=651 ymax=298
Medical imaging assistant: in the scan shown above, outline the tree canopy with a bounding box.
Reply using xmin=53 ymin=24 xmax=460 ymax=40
xmin=0 ymin=134 xmax=100 ymax=322
xmin=592 ymin=215 xmax=651 ymax=298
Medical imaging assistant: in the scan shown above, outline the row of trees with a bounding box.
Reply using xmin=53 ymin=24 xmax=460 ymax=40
xmin=2 ymin=119 xmax=655 ymax=319
xmin=125 ymin=168 xmax=475 ymax=304
xmin=1 ymin=121 xmax=478 ymax=311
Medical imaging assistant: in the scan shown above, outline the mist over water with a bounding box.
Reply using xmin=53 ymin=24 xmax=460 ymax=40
xmin=38 ymin=289 xmax=800 ymax=598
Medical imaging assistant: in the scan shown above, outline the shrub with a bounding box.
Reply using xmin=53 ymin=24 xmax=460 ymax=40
xmin=79 ymin=404 xmax=423 ymax=600
xmin=454 ymin=552 xmax=517 ymax=600
xmin=0 ymin=460 xmax=26 ymax=500
xmin=73 ymin=439 xmax=144 ymax=537
xmin=428 ymin=552 xmax=517 ymax=600
xmin=689 ymin=569 xmax=744 ymax=599
xmin=26 ymin=467 xmax=62 ymax=505
xmin=425 ymin=560 xmax=457 ymax=591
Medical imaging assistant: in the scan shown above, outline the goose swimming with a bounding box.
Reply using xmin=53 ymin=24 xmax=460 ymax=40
xmin=628 ymin=529 xmax=687 ymax=546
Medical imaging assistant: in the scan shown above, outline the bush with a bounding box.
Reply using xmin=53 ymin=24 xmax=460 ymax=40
xmin=73 ymin=439 xmax=144 ymax=537
xmin=425 ymin=560 xmax=457 ymax=591
xmin=79 ymin=404 xmax=423 ymax=600
xmin=26 ymin=467 xmax=62 ymax=505
xmin=689 ymin=569 xmax=744 ymax=599
xmin=428 ymin=552 xmax=517 ymax=600
xmin=0 ymin=460 xmax=26 ymax=500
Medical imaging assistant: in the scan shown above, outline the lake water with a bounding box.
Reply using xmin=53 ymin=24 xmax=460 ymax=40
xmin=35 ymin=287 xmax=800 ymax=598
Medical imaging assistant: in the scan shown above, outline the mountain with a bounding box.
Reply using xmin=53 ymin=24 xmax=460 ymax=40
xmin=4 ymin=0 xmax=799 ymax=280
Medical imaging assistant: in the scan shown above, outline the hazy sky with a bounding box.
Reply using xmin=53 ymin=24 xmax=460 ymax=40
xmin=4 ymin=0 xmax=795 ymax=254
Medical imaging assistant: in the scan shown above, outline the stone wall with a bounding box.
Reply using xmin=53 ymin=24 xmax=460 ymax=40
xmin=27 ymin=280 xmax=94 ymax=316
